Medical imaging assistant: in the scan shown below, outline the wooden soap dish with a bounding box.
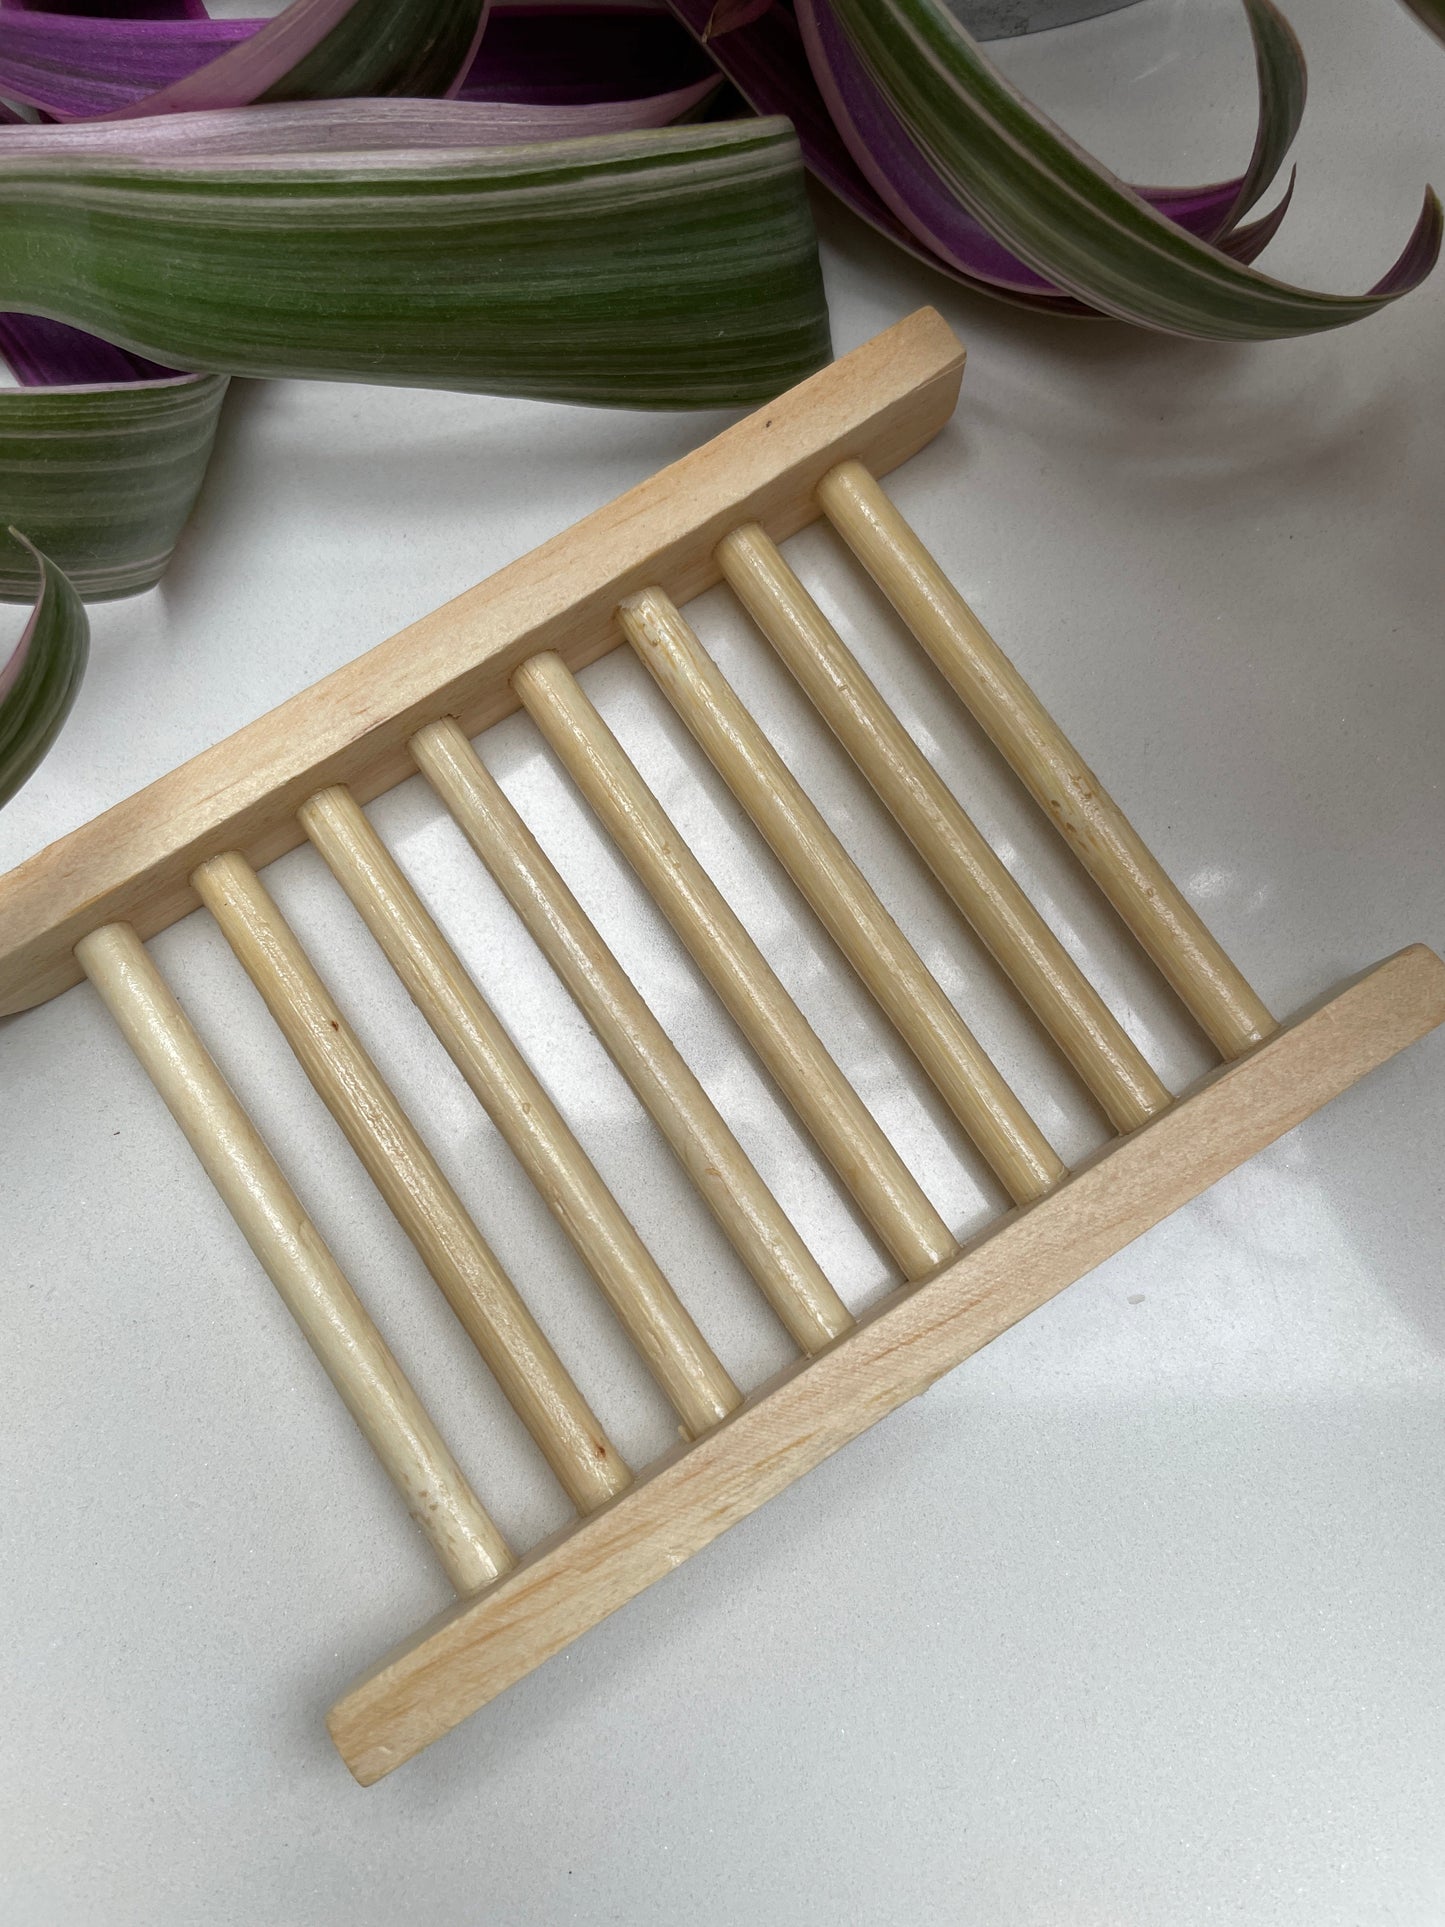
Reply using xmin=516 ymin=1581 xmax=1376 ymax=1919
xmin=2 ymin=308 xmax=1440 ymax=1784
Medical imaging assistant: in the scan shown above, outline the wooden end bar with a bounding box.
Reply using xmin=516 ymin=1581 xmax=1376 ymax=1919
xmin=328 ymin=944 xmax=1445 ymax=1784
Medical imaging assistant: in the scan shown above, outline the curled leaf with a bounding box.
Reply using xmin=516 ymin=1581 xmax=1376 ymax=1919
xmin=0 ymin=109 xmax=832 ymax=406
xmin=0 ymin=527 xmax=88 ymax=806
xmin=664 ymin=0 xmax=1437 ymax=330
xmin=0 ymin=317 xmax=227 ymax=599
xmin=820 ymin=0 xmax=1438 ymax=337
xmin=0 ymin=0 xmax=491 ymax=120
xmin=665 ymin=0 xmax=1298 ymax=307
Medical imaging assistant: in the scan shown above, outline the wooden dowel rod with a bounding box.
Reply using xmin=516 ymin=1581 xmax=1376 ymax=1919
xmin=411 ymin=719 xmax=853 ymax=1354
xmin=620 ymin=588 xmax=1064 ymax=1204
xmin=512 ymin=651 xmax=960 ymax=1280
xmin=191 ymin=851 xmax=631 ymax=1515
xmin=817 ymin=461 xmax=1277 ymax=1061
xmin=716 ymin=524 xmax=1172 ymax=1133
xmin=75 ymin=921 xmax=512 ymax=1595
xmin=299 ymin=785 xmax=740 ymax=1439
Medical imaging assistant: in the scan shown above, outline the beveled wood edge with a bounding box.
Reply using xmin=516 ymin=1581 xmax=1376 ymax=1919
xmin=327 ymin=943 xmax=1445 ymax=1784
xmin=0 ymin=308 xmax=966 ymax=1016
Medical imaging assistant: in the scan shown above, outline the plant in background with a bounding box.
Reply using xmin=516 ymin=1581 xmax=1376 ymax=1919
xmin=0 ymin=0 xmax=1437 ymax=803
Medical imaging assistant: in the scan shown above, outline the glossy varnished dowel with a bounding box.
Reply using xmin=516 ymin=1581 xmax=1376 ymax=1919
xmin=412 ymin=718 xmax=853 ymax=1353
xmin=620 ymin=587 xmax=1064 ymax=1203
xmin=191 ymin=851 xmax=631 ymax=1514
xmin=513 ymin=652 xmax=960 ymax=1281
xmin=299 ymin=785 xmax=740 ymax=1438
xmin=716 ymin=524 xmax=1170 ymax=1133
xmin=75 ymin=921 xmax=512 ymax=1595
xmin=817 ymin=461 xmax=1277 ymax=1062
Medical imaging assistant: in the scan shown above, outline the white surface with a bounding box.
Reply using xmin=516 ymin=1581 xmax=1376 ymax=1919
xmin=3 ymin=2 xmax=1444 ymax=1921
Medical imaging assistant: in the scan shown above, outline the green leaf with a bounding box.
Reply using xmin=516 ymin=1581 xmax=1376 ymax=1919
xmin=0 ymin=530 xmax=89 ymax=809
xmin=0 ymin=372 xmax=228 ymax=600
xmin=826 ymin=0 xmax=1440 ymax=339
xmin=0 ymin=112 xmax=832 ymax=407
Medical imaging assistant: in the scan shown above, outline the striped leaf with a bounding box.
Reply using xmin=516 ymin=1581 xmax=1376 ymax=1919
xmin=0 ymin=318 xmax=227 ymax=599
xmin=820 ymin=0 xmax=1439 ymax=337
xmin=0 ymin=529 xmax=88 ymax=807
xmin=667 ymin=0 xmax=1296 ymax=301
xmin=0 ymin=110 xmax=831 ymax=407
xmin=0 ymin=0 xmax=490 ymax=120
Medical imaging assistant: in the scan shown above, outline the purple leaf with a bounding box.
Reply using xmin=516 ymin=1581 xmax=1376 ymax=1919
xmin=660 ymin=0 xmax=936 ymax=264
xmin=459 ymin=4 xmax=714 ymax=104
xmin=0 ymin=10 xmax=254 ymax=117
xmin=1217 ymin=169 xmax=1295 ymax=265
xmin=3 ymin=3 xmax=209 ymax=18
xmin=798 ymin=0 xmax=1059 ymax=292
xmin=0 ymin=312 xmax=177 ymax=382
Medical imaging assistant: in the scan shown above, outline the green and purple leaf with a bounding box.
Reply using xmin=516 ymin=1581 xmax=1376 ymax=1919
xmin=665 ymin=0 xmax=1293 ymax=304
xmin=819 ymin=0 xmax=1437 ymax=335
xmin=0 ymin=0 xmax=491 ymax=119
xmin=0 ymin=1 xmax=718 ymax=128
xmin=0 ymin=315 xmax=228 ymax=598
xmin=0 ymin=527 xmax=88 ymax=806
xmin=663 ymin=0 xmax=1436 ymax=332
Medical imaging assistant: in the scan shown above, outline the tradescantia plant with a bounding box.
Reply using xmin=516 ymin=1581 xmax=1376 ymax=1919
xmin=0 ymin=530 xmax=88 ymax=808
xmin=0 ymin=0 xmax=1438 ymax=803
xmin=679 ymin=0 xmax=1439 ymax=325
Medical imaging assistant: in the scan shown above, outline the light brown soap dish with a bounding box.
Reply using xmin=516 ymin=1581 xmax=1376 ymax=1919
xmin=3 ymin=309 xmax=1440 ymax=1783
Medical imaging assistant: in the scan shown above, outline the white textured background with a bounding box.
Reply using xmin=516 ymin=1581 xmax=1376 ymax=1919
xmin=3 ymin=1 xmax=1443 ymax=1920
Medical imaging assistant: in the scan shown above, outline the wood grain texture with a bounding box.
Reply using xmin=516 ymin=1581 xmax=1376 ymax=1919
xmin=412 ymin=718 xmax=854 ymax=1354
xmin=817 ymin=461 xmax=1276 ymax=1062
xmin=515 ymin=649 xmax=960 ymax=1279
xmin=77 ymin=921 xmax=513 ymax=1595
xmin=193 ymin=851 xmax=632 ymax=1515
xmin=300 ymin=785 xmax=740 ymax=1438
xmin=328 ymin=944 xmax=1445 ymax=1783
xmin=716 ymin=523 xmax=1171 ymax=1133
xmin=0 ymin=309 xmax=966 ymax=1017
xmin=620 ymin=586 xmax=1065 ymax=1204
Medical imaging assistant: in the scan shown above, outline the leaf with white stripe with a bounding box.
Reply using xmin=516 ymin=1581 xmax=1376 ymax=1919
xmin=0 ymin=529 xmax=88 ymax=806
xmin=0 ymin=109 xmax=831 ymax=407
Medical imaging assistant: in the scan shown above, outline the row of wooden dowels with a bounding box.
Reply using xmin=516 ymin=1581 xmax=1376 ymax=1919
xmin=76 ymin=459 xmax=1276 ymax=1604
